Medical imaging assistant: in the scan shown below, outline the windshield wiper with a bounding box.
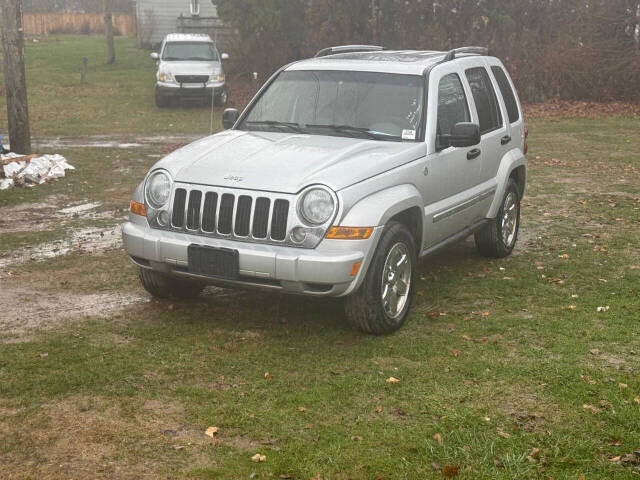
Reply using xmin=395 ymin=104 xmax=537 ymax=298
xmin=162 ymin=57 xmax=181 ymax=61
xmin=306 ymin=124 xmax=401 ymax=141
xmin=187 ymin=56 xmax=214 ymax=61
xmin=244 ymin=120 xmax=305 ymax=133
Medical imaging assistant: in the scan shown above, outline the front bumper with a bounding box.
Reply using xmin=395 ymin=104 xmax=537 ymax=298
xmin=156 ymin=81 xmax=226 ymax=98
xmin=122 ymin=218 xmax=381 ymax=297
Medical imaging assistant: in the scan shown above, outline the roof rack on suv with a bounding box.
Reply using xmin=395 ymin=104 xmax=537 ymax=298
xmin=315 ymin=45 xmax=384 ymax=58
xmin=442 ymin=46 xmax=489 ymax=62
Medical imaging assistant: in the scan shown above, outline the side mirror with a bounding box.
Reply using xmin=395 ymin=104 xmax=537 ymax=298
xmin=221 ymin=53 xmax=229 ymax=60
xmin=222 ymin=108 xmax=239 ymax=129
xmin=150 ymin=52 xmax=159 ymax=60
xmin=438 ymin=122 xmax=480 ymax=149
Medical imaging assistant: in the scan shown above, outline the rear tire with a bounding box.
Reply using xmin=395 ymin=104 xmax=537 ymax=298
xmin=474 ymin=179 xmax=521 ymax=258
xmin=344 ymin=222 xmax=417 ymax=335
xmin=138 ymin=268 xmax=204 ymax=299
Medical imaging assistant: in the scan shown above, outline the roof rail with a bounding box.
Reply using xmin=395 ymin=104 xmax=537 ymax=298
xmin=442 ymin=46 xmax=489 ymax=62
xmin=315 ymin=45 xmax=384 ymax=58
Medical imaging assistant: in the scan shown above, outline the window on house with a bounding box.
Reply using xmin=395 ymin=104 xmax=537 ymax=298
xmin=190 ymin=0 xmax=200 ymax=16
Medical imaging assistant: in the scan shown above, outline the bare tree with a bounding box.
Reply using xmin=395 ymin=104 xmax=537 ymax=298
xmin=1 ymin=0 xmax=32 ymax=154
xmin=103 ymin=0 xmax=115 ymax=64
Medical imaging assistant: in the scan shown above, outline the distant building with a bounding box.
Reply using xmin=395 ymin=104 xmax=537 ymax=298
xmin=135 ymin=0 xmax=229 ymax=48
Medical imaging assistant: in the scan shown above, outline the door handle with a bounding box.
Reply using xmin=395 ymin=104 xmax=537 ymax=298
xmin=467 ymin=148 xmax=481 ymax=160
xmin=501 ymin=135 xmax=512 ymax=145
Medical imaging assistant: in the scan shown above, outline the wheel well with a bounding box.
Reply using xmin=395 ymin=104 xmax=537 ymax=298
xmin=510 ymin=166 xmax=526 ymax=198
xmin=389 ymin=207 xmax=423 ymax=253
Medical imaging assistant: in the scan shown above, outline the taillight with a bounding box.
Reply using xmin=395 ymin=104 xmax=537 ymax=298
xmin=523 ymin=125 xmax=529 ymax=155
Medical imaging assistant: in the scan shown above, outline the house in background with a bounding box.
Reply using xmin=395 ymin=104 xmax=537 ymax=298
xmin=135 ymin=0 xmax=230 ymax=48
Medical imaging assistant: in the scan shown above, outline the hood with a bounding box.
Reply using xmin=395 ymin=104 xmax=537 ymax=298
xmin=159 ymin=60 xmax=221 ymax=76
xmin=154 ymin=131 xmax=427 ymax=194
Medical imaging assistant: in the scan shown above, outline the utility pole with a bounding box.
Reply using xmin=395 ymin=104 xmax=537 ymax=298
xmin=1 ymin=0 xmax=31 ymax=154
xmin=103 ymin=0 xmax=116 ymax=64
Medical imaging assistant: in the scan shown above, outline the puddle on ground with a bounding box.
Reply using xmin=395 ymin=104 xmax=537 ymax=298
xmin=33 ymin=135 xmax=203 ymax=150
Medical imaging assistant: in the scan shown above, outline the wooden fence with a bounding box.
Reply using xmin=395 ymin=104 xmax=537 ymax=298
xmin=22 ymin=13 xmax=136 ymax=37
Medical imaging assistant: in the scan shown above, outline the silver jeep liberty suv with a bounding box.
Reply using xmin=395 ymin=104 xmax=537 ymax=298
xmin=123 ymin=45 xmax=528 ymax=334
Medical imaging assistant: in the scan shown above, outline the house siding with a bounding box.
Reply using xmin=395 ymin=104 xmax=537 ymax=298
xmin=136 ymin=0 xmax=229 ymax=47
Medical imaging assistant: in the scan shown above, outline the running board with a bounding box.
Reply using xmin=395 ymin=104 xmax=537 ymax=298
xmin=420 ymin=219 xmax=490 ymax=257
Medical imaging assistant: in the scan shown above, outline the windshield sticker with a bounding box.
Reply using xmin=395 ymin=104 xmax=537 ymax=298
xmin=402 ymin=129 xmax=416 ymax=140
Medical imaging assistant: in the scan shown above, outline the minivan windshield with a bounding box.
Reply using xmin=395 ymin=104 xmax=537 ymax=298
xmin=240 ymin=70 xmax=424 ymax=142
xmin=162 ymin=42 xmax=218 ymax=61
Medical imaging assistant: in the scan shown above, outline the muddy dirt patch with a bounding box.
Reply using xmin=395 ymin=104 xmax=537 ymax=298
xmin=0 ymin=284 xmax=148 ymax=340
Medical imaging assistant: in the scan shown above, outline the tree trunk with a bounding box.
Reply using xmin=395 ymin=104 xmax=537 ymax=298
xmin=104 ymin=0 xmax=115 ymax=64
xmin=1 ymin=0 xmax=32 ymax=155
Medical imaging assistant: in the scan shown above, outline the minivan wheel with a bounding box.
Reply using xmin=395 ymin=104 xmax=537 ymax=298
xmin=475 ymin=178 xmax=521 ymax=258
xmin=344 ymin=222 xmax=417 ymax=335
xmin=155 ymin=88 xmax=168 ymax=108
xmin=215 ymin=87 xmax=228 ymax=106
xmin=138 ymin=268 xmax=205 ymax=299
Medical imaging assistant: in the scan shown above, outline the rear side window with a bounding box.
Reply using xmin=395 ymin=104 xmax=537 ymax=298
xmin=491 ymin=66 xmax=520 ymax=123
xmin=465 ymin=67 xmax=502 ymax=134
xmin=437 ymin=74 xmax=470 ymax=136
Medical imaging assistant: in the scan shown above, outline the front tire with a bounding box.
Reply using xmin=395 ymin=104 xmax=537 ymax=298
xmin=138 ymin=268 xmax=204 ymax=299
xmin=474 ymin=178 xmax=521 ymax=258
xmin=215 ymin=87 xmax=229 ymax=106
xmin=344 ymin=222 xmax=417 ymax=335
xmin=155 ymin=88 xmax=168 ymax=108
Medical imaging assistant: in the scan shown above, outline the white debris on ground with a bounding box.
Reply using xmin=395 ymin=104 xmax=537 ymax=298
xmin=0 ymin=152 xmax=74 ymax=190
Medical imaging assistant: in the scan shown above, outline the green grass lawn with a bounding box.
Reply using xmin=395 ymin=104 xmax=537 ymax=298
xmin=0 ymin=35 xmax=639 ymax=480
xmin=0 ymin=35 xmax=223 ymax=137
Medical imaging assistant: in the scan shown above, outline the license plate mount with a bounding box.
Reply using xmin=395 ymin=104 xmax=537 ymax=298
xmin=187 ymin=245 xmax=239 ymax=280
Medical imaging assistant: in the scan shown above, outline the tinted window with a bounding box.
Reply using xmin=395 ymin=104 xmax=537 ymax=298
xmin=465 ymin=67 xmax=502 ymax=134
xmin=437 ymin=74 xmax=470 ymax=136
xmin=491 ymin=66 xmax=520 ymax=123
xmin=162 ymin=42 xmax=218 ymax=61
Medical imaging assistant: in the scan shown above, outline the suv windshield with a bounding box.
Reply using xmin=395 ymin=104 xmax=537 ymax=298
xmin=240 ymin=70 xmax=424 ymax=142
xmin=162 ymin=42 xmax=218 ymax=61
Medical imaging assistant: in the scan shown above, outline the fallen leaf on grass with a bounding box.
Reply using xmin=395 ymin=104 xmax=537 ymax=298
xmin=619 ymin=383 xmax=628 ymax=389
xmin=204 ymin=426 xmax=218 ymax=438
xmin=168 ymin=304 xmax=174 ymax=311
xmin=581 ymin=375 xmax=596 ymax=385
xmin=481 ymin=311 xmax=490 ymax=317
xmin=527 ymin=447 xmax=540 ymax=462
xmin=496 ymin=428 xmax=511 ymax=439
xmin=450 ymin=349 xmax=461 ymax=357
xmin=431 ymin=462 xmax=441 ymax=471
xmin=350 ymin=435 xmax=363 ymax=441
xmin=433 ymin=433 xmax=443 ymax=444
xmin=634 ymin=397 xmax=640 ymax=404
xmin=482 ymin=416 xmax=491 ymax=422
xmin=597 ymin=306 xmax=610 ymax=312
xmin=442 ymin=465 xmax=460 ymax=478
xmin=610 ymin=456 xmax=622 ymax=462
xmin=589 ymin=349 xmax=600 ymax=355
xmin=310 ymin=475 xmax=322 ymax=480
xmin=559 ymin=253 xmax=570 ymax=259
xmin=297 ymin=406 xmax=307 ymax=412
xmin=462 ymin=334 xmax=472 ymax=341
xmin=279 ymin=475 xmax=293 ymax=479
xmin=386 ymin=377 xmax=400 ymax=383
xmin=264 ymin=372 xmax=273 ymax=380
xmin=427 ymin=310 xmax=440 ymax=318
xmin=251 ymin=453 xmax=266 ymax=463
xmin=375 ymin=405 xmax=383 ymax=413
xmin=583 ymin=404 xmax=601 ymax=414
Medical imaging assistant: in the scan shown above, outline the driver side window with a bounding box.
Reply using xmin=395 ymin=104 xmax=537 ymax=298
xmin=437 ymin=74 xmax=470 ymax=137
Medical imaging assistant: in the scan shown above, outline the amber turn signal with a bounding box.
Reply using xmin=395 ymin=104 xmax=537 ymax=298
xmin=325 ymin=226 xmax=373 ymax=240
xmin=130 ymin=201 xmax=147 ymax=217
xmin=350 ymin=261 xmax=362 ymax=276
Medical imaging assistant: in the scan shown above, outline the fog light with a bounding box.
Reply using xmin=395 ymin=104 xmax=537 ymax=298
xmin=290 ymin=226 xmax=307 ymax=243
xmin=157 ymin=210 xmax=170 ymax=226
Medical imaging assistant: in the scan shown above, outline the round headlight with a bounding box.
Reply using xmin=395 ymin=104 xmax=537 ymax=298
xmin=145 ymin=171 xmax=172 ymax=208
xmin=299 ymin=187 xmax=335 ymax=225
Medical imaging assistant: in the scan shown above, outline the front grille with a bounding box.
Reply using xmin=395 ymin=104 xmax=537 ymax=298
xmin=170 ymin=186 xmax=291 ymax=243
xmin=175 ymin=75 xmax=209 ymax=84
